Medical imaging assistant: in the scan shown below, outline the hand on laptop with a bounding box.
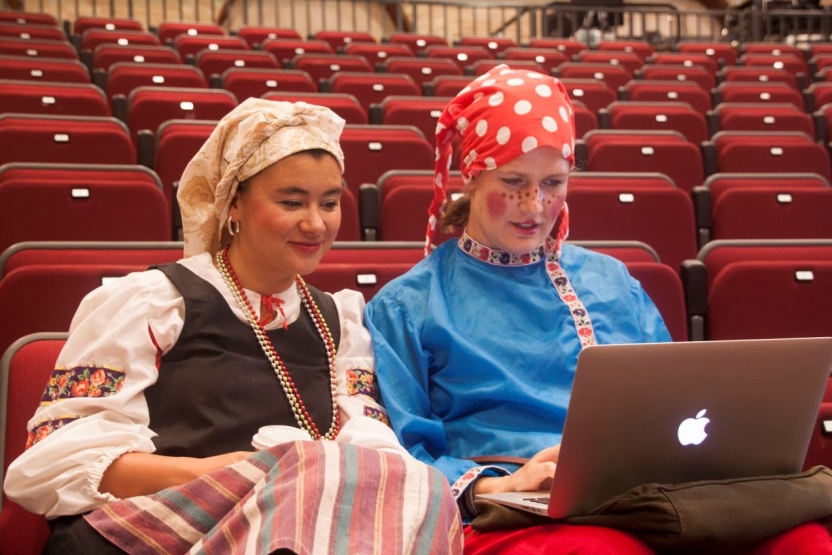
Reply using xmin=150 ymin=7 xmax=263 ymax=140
xmin=473 ymin=445 xmax=560 ymax=494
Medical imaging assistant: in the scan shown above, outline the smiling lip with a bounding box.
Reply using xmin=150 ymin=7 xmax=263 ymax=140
xmin=511 ymin=222 xmax=540 ymax=236
xmin=290 ymin=242 xmax=322 ymax=253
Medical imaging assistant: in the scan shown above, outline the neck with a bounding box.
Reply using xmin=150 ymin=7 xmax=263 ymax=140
xmin=223 ymin=244 xmax=296 ymax=295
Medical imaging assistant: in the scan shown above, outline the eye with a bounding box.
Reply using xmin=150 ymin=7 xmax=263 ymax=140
xmin=542 ymin=178 xmax=567 ymax=189
xmin=280 ymin=200 xmax=303 ymax=208
xmin=322 ymin=199 xmax=340 ymax=210
xmin=501 ymin=177 xmax=524 ymax=187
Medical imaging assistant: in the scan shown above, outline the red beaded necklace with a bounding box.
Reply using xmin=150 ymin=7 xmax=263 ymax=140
xmin=215 ymin=245 xmax=340 ymax=440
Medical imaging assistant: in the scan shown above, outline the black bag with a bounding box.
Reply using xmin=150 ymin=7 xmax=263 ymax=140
xmin=471 ymin=466 xmax=832 ymax=552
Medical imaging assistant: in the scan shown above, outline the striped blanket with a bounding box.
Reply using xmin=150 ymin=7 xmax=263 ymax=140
xmin=84 ymin=441 xmax=463 ymax=555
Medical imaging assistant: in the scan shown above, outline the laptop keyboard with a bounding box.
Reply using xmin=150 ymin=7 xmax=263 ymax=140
xmin=524 ymin=496 xmax=550 ymax=505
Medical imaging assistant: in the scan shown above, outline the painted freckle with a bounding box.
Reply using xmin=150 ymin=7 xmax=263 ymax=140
xmin=501 ymin=192 xmax=506 ymax=198
xmin=509 ymin=194 xmax=514 ymax=200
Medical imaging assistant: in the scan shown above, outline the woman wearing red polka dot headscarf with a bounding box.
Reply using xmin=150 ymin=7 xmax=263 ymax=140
xmin=365 ymin=65 xmax=832 ymax=554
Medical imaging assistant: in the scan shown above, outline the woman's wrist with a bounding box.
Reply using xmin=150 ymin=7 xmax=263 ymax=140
xmin=472 ymin=475 xmax=508 ymax=495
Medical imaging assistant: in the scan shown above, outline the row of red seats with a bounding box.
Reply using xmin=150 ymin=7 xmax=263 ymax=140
xmin=0 ymin=152 xmax=829 ymax=281
xmin=6 ymin=236 xmax=829 ymax=553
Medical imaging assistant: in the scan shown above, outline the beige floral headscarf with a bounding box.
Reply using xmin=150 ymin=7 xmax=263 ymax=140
xmin=178 ymin=97 xmax=345 ymax=257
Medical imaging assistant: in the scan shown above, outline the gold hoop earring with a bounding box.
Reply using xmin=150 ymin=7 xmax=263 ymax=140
xmin=227 ymin=216 xmax=240 ymax=236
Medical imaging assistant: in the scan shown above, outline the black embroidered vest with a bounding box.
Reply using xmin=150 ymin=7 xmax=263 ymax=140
xmin=143 ymin=263 xmax=340 ymax=457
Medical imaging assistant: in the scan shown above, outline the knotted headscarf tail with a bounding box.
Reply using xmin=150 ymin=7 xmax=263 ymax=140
xmin=427 ymin=64 xmax=577 ymax=255
xmin=177 ymin=97 xmax=346 ymax=258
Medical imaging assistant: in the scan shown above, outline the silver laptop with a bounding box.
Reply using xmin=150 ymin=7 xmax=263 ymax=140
xmin=477 ymin=337 xmax=832 ymax=519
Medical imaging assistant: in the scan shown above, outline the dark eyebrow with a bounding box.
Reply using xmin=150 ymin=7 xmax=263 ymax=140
xmin=277 ymin=186 xmax=344 ymax=196
xmin=497 ymin=171 xmax=569 ymax=180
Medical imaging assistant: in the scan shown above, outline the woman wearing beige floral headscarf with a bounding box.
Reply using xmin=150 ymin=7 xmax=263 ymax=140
xmin=4 ymin=98 xmax=463 ymax=555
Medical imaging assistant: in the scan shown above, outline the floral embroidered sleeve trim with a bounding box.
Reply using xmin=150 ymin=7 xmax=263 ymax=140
xmin=26 ymin=416 xmax=82 ymax=450
xmin=450 ymin=464 xmax=510 ymax=499
xmin=363 ymin=406 xmax=392 ymax=427
xmin=346 ymin=367 xmax=381 ymax=402
xmin=40 ymin=366 xmax=126 ymax=405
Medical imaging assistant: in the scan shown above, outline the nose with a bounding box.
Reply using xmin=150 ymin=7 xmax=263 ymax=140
xmin=299 ymin=206 xmax=326 ymax=234
xmin=518 ymin=187 xmax=544 ymax=215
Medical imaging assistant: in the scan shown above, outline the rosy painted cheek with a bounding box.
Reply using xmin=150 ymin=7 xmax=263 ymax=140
xmin=547 ymin=192 xmax=567 ymax=219
xmin=487 ymin=192 xmax=508 ymax=218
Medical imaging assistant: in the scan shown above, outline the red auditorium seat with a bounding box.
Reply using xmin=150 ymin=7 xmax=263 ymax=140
xmin=581 ymin=129 xmax=705 ymax=192
xmin=369 ymin=95 xmax=450 ymax=144
xmin=648 ymin=52 xmax=719 ymax=74
xmin=0 ymin=55 xmax=89 ymax=83
xmin=289 ymin=53 xmax=373 ymax=84
xmin=570 ymin=240 xmax=660 ymax=263
xmin=625 ymin=261 xmax=688 ymax=341
xmin=339 ymin=125 xmax=434 ymax=195
xmin=0 ymin=114 xmax=135 ymax=166
xmin=0 ymin=22 xmax=65 ymax=41
xmin=323 ymin=72 xmax=420 ymax=112
xmin=599 ymin=101 xmax=709 ymax=145
xmin=570 ymin=172 xmax=676 ymax=189
xmin=0 ymin=163 xmax=171 ymax=255
xmin=343 ymin=42 xmax=413 ymax=66
xmin=122 ymin=86 xmax=237 ymax=145
xmin=707 ymin=260 xmax=832 ymax=340
xmin=502 ymin=47 xmax=568 ymax=74
xmin=573 ymin=50 xmax=644 ymax=73
xmin=717 ymin=65 xmax=798 ymax=89
xmin=558 ymin=78 xmax=616 ymax=114
xmin=221 ymin=68 xmax=315 ymax=101
xmin=682 ymin=240 xmax=832 ymax=340
xmin=157 ymin=21 xmax=225 ymax=44
xmin=336 ymin=187 xmax=362 ymax=241
xmin=597 ymin=40 xmax=655 ymax=61
xmin=237 ymin=26 xmax=301 ymax=48
xmin=710 ymin=188 xmax=832 ymax=241
xmin=620 ymin=80 xmax=712 ymax=114
xmin=554 ymin=62 xmax=633 ymax=91
xmin=703 ymin=131 xmax=830 ymax=180
xmin=741 ymin=42 xmax=802 ymax=57
xmin=811 ymin=53 xmax=832 ymax=77
xmin=423 ymin=45 xmax=493 ymax=69
xmin=91 ymin=44 xmax=181 ymax=71
xmin=153 ymin=118 xmax=217 ymax=210
xmin=0 ymin=37 xmax=77 ymax=59
xmin=80 ymin=29 xmax=160 ymax=52
xmin=262 ymin=91 xmax=367 ymax=124
xmin=738 ymin=53 xmax=808 ymax=83
xmin=571 ymin=100 xmax=598 ymax=139
xmin=468 ymin=59 xmax=544 ymax=75
xmin=372 ymin=169 xmax=465 ymax=243
xmin=72 ymin=16 xmax=143 ymax=35
xmin=195 ymin=48 xmax=279 ymax=78
xmin=635 ymin=64 xmax=715 ymax=91
xmin=382 ymin=57 xmax=462 ymax=88
xmin=703 ymin=172 xmax=829 ymax=204
xmin=423 ymin=74 xmax=474 ymax=97
xmin=805 ymin=82 xmax=832 ymax=113
xmin=708 ymin=102 xmax=814 ymax=137
xmin=0 ymin=80 xmax=109 ymax=116
xmin=261 ymin=38 xmax=333 ymax=65
xmin=0 ymin=10 xmax=58 ymax=26
xmin=307 ymin=241 xmax=424 ymax=300
xmin=0 ymin=333 xmax=66 ymax=555
xmin=173 ymin=35 xmax=248 ymax=60
xmin=528 ymin=38 xmax=585 ymax=58
xmin=566 ymin=186 xmax=698 ymax=273
xmin=0 ymin=241 xmax=184 ymax=278
xmin=386 ymin=33 xmax=446 ymax=53
xmin=713 ymin=81 xmax=805 ymax=110
xmin=313 ymin=30 xmax=376 ymax=49
xmin=459 ymin=36 xmax=517 ymax=55
xmin=102 ymin=62 xmax=207 ymax=108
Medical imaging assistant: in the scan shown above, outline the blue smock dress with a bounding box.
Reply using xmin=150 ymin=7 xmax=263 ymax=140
xmin=364 ymin=236 xmax=671 ymax=498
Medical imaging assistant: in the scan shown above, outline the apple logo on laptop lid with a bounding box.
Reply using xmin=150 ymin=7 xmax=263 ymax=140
xmin=677 ymin=409 xmax=710 ymax=446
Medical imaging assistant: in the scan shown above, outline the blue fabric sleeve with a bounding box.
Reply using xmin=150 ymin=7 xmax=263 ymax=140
xmin=364 ymin=296 xmax=484 ymax=485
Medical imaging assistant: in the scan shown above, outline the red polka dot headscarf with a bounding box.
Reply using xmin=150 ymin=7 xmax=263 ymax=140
xmin=427 ymin=63 xmax=576 ymax=254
